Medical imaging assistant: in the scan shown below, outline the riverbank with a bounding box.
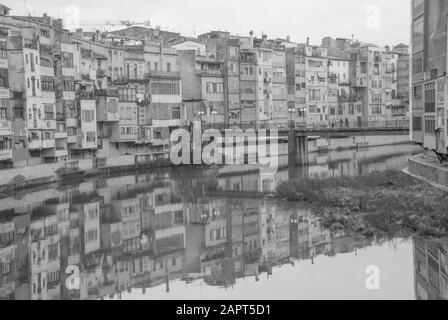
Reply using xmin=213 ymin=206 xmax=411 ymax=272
xmin=0 ymin=134 xmax=412 ymax=193
xmin=275 ymin=170 xmax=448 ymax=238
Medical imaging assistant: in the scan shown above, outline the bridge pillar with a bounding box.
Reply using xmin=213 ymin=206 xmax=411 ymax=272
xmin=288 ymin=131 xmax=308 ymax=165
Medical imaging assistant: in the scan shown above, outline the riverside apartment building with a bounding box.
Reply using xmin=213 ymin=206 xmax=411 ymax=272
xmin=411 ymin=0 xmax=448 ymax=161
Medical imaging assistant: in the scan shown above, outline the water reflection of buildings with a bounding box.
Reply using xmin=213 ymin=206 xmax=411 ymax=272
xmin=0 ymin=167 xmax=379 ymax=300
xmin=413 ymin=239 xmax=448 ymax=300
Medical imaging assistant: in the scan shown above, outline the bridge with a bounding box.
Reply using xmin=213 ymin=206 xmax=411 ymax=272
xmin=190 ymin=120 xmax=410 ymax=165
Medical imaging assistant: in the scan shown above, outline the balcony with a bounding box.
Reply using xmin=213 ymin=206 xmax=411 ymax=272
xmin=55 ymin=131 xmax=68 ymax=139
xmin=28 ymin=139 xmax=42 ymax=150
xmin=96 ymin=88 xmax=119 ymax=97
xmin=151 ymin=119 xmax=183 ymax=128
xmin=66 ymin=118 xmax=78 ymax=127
xmin=96 ymin=69 xmax=108 ymax=78
xmin=0 ymin=148 xmax=12 ymax=161
xmin=44 ymin=148 xmax=68 ymax=158
xmin=43 ymin=119 xmax=57 ymax=130
xmin=195 ymin=69 xmax=222 ymax=77
xmin=67 ymin=135 xmax=77 ymax=144
xmin=42 ymin=139 xmax=55 ymax=149
xmin=0 ymin=120 xmax=11 ymax=136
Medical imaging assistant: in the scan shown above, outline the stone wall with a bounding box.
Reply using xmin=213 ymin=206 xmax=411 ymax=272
xmin=407 ymin=154 xmax=448 ymax=189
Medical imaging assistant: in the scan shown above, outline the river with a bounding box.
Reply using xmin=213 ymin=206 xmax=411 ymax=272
xmin=0 ymin=142 xmax=443 ymax=300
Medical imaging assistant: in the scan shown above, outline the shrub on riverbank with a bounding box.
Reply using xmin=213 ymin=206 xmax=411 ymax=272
xmin=275 ymin=170 xmax=448 ymax=238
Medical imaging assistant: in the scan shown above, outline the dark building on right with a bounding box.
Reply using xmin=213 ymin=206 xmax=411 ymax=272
xmin=411 ymin=0 xmax=448 ymax=157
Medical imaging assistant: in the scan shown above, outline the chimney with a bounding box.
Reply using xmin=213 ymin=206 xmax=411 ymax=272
xmin=75 ymin=28 xmax=83 ymax=37
xmin=249 ymin=30 xmax=254 ymax=47
xmin=306 ymin=37 xmax=310 ymax=46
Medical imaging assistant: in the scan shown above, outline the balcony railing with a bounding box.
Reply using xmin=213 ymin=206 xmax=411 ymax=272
xmin=96 ymin=88 xmax=119 ymax=97
xmin=146 ymin=70 xmax=180 ymax=79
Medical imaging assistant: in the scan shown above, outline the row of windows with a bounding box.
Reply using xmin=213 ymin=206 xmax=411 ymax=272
xmin=206 ymin=82 xmax=224 ymax=94
xmin=151 ymin=82 xmax=180 ymax=95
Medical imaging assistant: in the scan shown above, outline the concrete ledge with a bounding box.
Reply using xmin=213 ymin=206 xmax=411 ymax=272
xmin=406 ymin=154 xmax=448 ymax=191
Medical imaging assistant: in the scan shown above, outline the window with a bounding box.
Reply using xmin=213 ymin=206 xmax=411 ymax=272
xmin=0 ymin=137 xmax=11 ymax=150
xmin=86 ymin=229 xmax=98 ymax=242
xmin=41 ymin=76 xmax=54 ymax=91
xmin=14 ymin=107 xmax=24 ymax=120
xmin=48 ymin=243 xmax=58 ymax=261
xmin=151 ymin=81 xmax=180 ymax=95
xmin=63 ymin=77 xmax=75 ymax=92
xmin=413 ymin=116 xmax=422 ymax=131
xmin=166 ymin=63 xmax=171 ymax=72
xmin=81 ymin=110 xmax=95 ymax=122
xmin=425 ymin=83 xmax=435 ymax=113
xmin=44 ymin=104 xmax=54 ymax=120
xmin=119 ymin=88 xmax=136 ymax=102
xmin=0 ymin=107 xmax=6 ymax=118
xmin=86 ymin=132 xmax=96 ymax=142
xmin=206 ymin=82 xmax=224 ymax=93
xmin=425 ymin=116 xmax=435 ymax=134
xmin=62 ymin=52 xmax=74 ymax=68
xmin=172 ymin=108 xmax=181 ymax=119
xmin=41 ymin=29 xmax=49 ymax=38
xmin=2 ymin=262 xmax=11 ymax=275
xmin=308 ymin=89 xmax=321 ymax=101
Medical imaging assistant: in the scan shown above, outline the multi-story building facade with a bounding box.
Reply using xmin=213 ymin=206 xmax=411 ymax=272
xmin=411 ymin=0 xmax=448 ymax=159
xmin=286 ymin=45 xmax=307 ymax=124
xmin=305 ymin=45 xmax=329 ymax=124
xmin=0 ymin=28 xmax=12 ymax=169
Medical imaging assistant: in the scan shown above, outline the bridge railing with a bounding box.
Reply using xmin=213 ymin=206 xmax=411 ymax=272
xmin=198 ymin=119 xmax=409 ymax=131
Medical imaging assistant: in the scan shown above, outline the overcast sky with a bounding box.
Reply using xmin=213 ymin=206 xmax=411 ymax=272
xmin=5 ymin=0 xmax=410 ymax=47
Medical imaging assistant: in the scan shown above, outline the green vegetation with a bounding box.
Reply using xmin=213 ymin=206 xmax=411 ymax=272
xmin=275 ymin=170 xmax=448 ymax=238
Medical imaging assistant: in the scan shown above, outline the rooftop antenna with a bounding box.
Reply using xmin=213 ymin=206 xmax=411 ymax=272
xmin=193 ymin=19 xmax=196 ymax=37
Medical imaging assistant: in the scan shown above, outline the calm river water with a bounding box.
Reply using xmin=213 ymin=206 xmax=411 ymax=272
xmin=0 ymin=143 xmax=444 ymax=300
